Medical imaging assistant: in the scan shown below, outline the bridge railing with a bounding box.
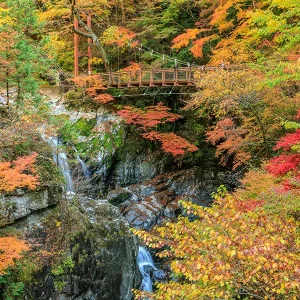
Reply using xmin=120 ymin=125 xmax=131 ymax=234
xmin=99 ymin=65 xmax=246 ymax=88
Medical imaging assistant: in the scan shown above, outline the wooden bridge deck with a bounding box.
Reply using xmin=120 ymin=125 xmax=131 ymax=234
xmin=99 ymin=65 xmax=245 ymax=89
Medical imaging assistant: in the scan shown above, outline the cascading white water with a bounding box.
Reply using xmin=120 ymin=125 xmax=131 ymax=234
xmin=137 ymin=246 xmax=156 ymax=292
xmin=48 ymin=137 xmax=74 ymax=193
xmin=73 ymin=147 xmax=91 ymax=179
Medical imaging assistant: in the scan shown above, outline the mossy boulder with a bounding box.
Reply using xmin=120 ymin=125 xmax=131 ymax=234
xmin=14 ymin=197 xmax=141 ymax=300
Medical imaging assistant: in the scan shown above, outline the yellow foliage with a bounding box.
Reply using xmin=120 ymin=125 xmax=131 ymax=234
xmin=38 ymin=7 xmax=70 ymax=22
xmin=90 ymin=57 xmax=103 ymax=65
xmin=0 ymin=7 xmax=14 ymax=26
xmin=134 ymin=191 xmax=300 ymax=299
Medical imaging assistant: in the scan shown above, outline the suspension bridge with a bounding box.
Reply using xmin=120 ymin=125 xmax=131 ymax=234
xmin=72 ymin=13 xmax=246 ymax=91
xmin=97 ymin=65 xmax=245 ymax=89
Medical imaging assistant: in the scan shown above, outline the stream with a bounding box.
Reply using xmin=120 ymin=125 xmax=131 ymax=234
xmin=47 ymin=136 xmax=74 ymax=194
xmin=137 ymin=246 xmax=156 ymax=292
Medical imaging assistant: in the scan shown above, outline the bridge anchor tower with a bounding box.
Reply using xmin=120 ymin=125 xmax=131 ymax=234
xmin=74 ymin=13 xmax=93 ymax=77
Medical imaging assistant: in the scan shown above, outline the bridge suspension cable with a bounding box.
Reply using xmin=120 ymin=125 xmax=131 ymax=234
xmin=78 ymin=9 xmax=197 ymax=69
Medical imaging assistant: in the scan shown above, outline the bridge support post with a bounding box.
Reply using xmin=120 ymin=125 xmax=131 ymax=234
xmin=87 ymin=13 xmax=93 ymax=75
xmin=139 ymin=70 xmax=142 ymax=86
xmin=74 ymin=16 xmax=79 ymax=77
xmin=188 ymin=66 xmax=192 ymax=86
xmin=108 ymin=72 xmax=112 ymax=87
xmin=174 ymin=67 xmax=178 ymax=86
xmin=128 ymin=71 xmax=132 ymax=87
xmin=162 ymin=70 xmax=166 ymax=86
xmin=118 ymin=72 xmax=121 ymax=88
xmin=150 ymin=70 xmax=154 ymax=87
xmin=74 ymin=12 xmax=93 ymax=77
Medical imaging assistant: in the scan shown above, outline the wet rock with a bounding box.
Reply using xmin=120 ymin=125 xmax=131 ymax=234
xmin=106 ymin=188 xmax=133 ymax=206
xmin=64 ymin=199 xmax=140 ymax=300
xmin=153 ymin=269 xmax=165 ymax=281
xmin=104 ymin=167 xmax=236 ymax=230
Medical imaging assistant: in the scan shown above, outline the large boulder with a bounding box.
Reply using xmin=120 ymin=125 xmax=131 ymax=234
xmin=22 ymin=197 xmax=140 ymax=300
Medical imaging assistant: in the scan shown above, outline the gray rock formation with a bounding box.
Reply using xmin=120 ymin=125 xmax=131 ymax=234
xmin=0 ymin=187 xmax=61 ymax=227
xmin=17 ymin=196 xmax=140 ymax=300
xmin=105 ymin=168 xmax=236 ymax=230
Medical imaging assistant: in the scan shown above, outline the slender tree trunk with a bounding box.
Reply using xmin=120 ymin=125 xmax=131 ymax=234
xmin=71 ymin=0 xmax=109 ymax=71
xmin=120 ymin=0 xmax=126 ymax=25
xmin=17 ymin=78 xmax=21 ymax=101
xmin=246 ymin=103 xmax=270 ymax=154
xmin=6 ymin=69 xmax=9 ymax=106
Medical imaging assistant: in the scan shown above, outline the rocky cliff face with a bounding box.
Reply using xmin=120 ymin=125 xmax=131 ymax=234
xmin=6 ymin=196 xmax=140 ymax=300
xmin=85 ymin=128 xmax=238 ymax=230
xmin=105 ymin=167 xmax=236 ymax=230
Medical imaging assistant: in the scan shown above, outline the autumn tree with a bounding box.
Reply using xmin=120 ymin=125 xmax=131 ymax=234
xmin=38 ymin=0 xmax=140 ymax=73
xmin=169 ymin=0 xmax=300 ymax=66
xmin=118 ymin=103 xmax=198 ymax=156
xmin=0 ymin=153 xmax=40 ymax=193
xmin=133 ymin=187 xmax=300 ymax=299
xmin=0 ymin=236 xmax=30 ymax=299
xmin=185 ymin=69 xmax=299 ymax=169
xmin=0 ymin=0 xmax=50 ymax=106
xmin=266 ymin=110 xmax=300 ymax=190
xmin=0 ymin=237 xmax=29 ymax=275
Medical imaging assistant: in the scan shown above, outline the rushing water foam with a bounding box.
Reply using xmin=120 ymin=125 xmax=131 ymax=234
xmin=137 ymin=246 xmax=156 ymax=292
xmin=47 ymin=137 xmax=74 ymax=193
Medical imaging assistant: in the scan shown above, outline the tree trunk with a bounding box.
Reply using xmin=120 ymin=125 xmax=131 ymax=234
xmin=6 ymin=69 xmax=9 ymax=106
xmin=120 ymin=0 xmax=126 ymax=25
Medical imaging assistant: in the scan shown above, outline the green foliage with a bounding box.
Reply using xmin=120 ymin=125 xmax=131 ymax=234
xmin=282 ymin=120 xmax=300 ymax=130
xmin=0 ymin=0 xmax=50 ymax=105
xmin=59 ymin=118 xmax=97 ymax=142
xmin=211 ymin=184 xmax=227 ymax=199
xmin=0 ymin=255 xmax=39 ymax=300
xmin=51 ymin=254 xmax=75 ymax=291
xmin=0 ymin=273 xmax=25 ymax=300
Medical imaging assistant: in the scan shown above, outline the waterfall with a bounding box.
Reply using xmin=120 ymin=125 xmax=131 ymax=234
xmin=73 ymin=147 xmax=91 ymax=179
xmin=137 ymin=246 xmax=156 ymax=292
xmin=48 ymin=137 xmax=74 ymax=193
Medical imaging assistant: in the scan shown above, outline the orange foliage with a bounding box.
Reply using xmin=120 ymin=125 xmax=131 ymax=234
xmin=70 ymin=75 xmax=104 ymax=94
xmin=117 ymin=102 xmax=181 ymax=129
xmin=210 ymin=1 xmax=237 ymax=30
xmin=94 ymin=93 xmax=114 ymax=104
xmin=102 ymin=26 xmax=137 ymax=47
xmin=119 ymin=62 xmax=142 ymax=81
xmin=142 ymin=132 xmax=198 ymax=156
xmin=190 ymin=35 xmax=216 ymax=58
xmin=121 ymin=62 xmax=141 ymax=72
xmin=171 ymin=28 xmax=201 ymax=49
xmin=70 ymin=74 xmax=109 ymax=103
xmin=171 ymin=28 xmax=216 ymax=59
xmin=206 ymin=118 xmax=251 ymax=169
xmin=0 ymin=153 xmax=39 ymax=192
xmin=117 ymin=103 xmax=198 ymax=156
xmin=0 ymin=237 xmax=29 ymax=274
